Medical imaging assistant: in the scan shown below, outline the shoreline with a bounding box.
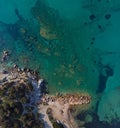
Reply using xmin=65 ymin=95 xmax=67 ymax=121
xmin=39 ymin=93 xmax=91 ymax=128
xmin=0 ymin=63 xmax=92 ymax=128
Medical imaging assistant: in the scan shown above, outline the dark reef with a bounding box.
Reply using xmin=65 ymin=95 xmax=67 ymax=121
xmin=77 ymin=110 xmax=120 ymax=128
xmin=89 ymin=14 xmax=96 ymax=20
xmin=96 ymin=65 xmax=114 ymax=93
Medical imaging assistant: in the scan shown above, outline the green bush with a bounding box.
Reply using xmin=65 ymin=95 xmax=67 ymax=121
xmin=0 ymin=80 xmax=44 ymax=128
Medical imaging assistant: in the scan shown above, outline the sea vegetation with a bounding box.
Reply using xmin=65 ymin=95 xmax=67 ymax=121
xmin=31 ymin=0 xmax=66 ymax=40
xmin=0 ymin=7 xmax=59 ymax=66
xmin=76 ymin=109 xmax=120 ymax=128
xmin=82 ymin=0 xmax=120 ymax=21
xmin=0 ymin=81 xmax=44 ymax=128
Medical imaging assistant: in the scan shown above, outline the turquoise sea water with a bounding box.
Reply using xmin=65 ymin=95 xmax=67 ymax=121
xmin=1 ymin=0 xmax=120 ymax=127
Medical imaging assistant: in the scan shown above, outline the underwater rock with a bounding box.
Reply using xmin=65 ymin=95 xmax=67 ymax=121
xmin=98 ymin=25 xmax=102 ymax=29
xmin=92 ymin=37 xmax=95 ymax=41
xmin=1 ymin=50 xmax=10 ymax=62
xmin=40 ymin=27 xmax=58 ymax=40
xmin=97 ymin=73 xmax=107 ymax=93
xmin=90 ymin=42 xmax=94 ymax=45
xmin=89 ymin=14 xmax=96 ymax=20
xmin=14 ymin=8 xmax=24 ymax=21
xmin=31 ymin=0 xmax=65 ymax=40
xmin=105 ymin=14 xmax=111 ymax=20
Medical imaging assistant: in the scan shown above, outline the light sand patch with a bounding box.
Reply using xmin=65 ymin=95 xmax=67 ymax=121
xmin=39 ymin=94 xmax=91 ymax=128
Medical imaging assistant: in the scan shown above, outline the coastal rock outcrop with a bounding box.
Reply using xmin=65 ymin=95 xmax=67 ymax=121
xmin=0 ymin=66 xmax=45 ymax=128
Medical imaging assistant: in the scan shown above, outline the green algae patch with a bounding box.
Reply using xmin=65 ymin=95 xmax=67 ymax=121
xmin=31 ymin=0 xmax=66 ymax=40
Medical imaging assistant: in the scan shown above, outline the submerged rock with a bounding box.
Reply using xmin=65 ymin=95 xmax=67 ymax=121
xmin=1 ymin=50 xmax=10 ymax=62
xmin=96 ymin=65 xmax=114 ymax=93
xmin=105 ymin=14 xmax=111 ymax=20
xmin=31 ymin=0 xmax=66 ymax=40
xmin=89 ymin=14 xmax=96 ymax=20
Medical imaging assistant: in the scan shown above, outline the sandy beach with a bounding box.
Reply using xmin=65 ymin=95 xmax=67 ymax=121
xmin=39 ymin=94 xmax=91 ymax=128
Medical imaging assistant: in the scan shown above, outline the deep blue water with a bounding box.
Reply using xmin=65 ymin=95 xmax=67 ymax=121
xmin=1 ymin=0 xmax=120 ymax=127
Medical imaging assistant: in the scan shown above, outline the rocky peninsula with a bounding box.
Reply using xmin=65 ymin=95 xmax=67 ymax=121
xmin=0 ymin=60 xmax=91 ymax=128
xmin=39 ymin=93 xmax=91 ymax=128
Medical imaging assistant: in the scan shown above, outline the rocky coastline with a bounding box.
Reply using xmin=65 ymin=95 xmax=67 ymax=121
xmin=41 ymin=93 xmax=91 ymax=105
xmin=0 ymin=62 xmax=46 ymax=128
xmin=0 ymin=59 xmax=91 ymax=128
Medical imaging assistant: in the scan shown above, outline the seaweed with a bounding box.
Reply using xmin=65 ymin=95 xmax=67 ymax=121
xmin=31 ymin=0 xmax=66 ymax=40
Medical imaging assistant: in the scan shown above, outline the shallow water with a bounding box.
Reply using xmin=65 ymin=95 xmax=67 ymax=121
xmin=1 ymin=0 xmax=120 ymax=127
